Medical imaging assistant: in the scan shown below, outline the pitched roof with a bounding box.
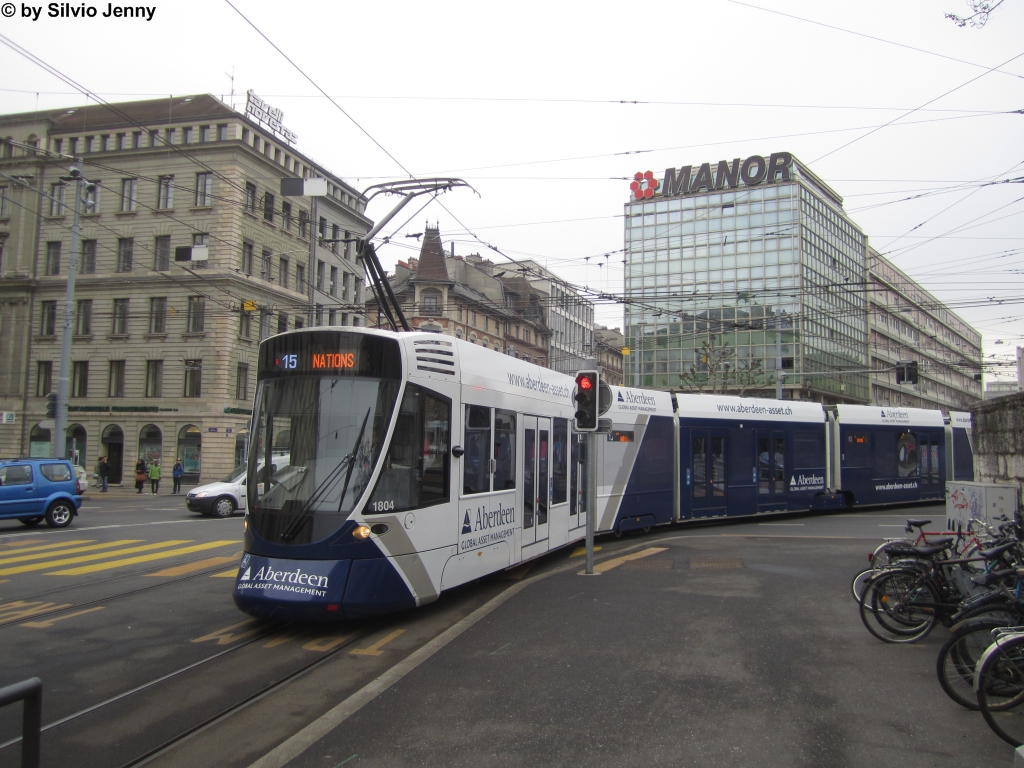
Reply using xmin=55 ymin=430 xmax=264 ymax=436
xmin=412 ymin=225 xmax=450 ymax=282
xmin=0 ymin=94 xmax=234 ymax=132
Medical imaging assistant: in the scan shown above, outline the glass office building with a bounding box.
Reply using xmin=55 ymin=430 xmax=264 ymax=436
xmin=623 ymin=153 xmax=869 ymax=403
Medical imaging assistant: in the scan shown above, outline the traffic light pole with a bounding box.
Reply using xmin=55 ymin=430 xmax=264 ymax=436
xmin=583 ymin=356 xmax=598 ymax=575
xmin=53 ymin=160 xmax=84 ymax=460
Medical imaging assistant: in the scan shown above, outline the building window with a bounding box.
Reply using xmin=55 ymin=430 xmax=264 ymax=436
xmin=117 ymin=133 xmax=127 ymax=150
xmin=329 ymin=309 xmax=337 ymax=325
xmin=236 ymin=363 xmax=249 ymax=400
xmin=331 ymin=224 xmax=340 ymax=254
xmin=143 ymin=360 xmax=162 ymax=397
xmin=274 ymin=313 xmax=286 ymax=334
xmin=50 ymin=183 xmax=65 ymax=216
xmin=239 ymin=310 xmax=251 ymax=339
xmin=81 ymin=240 xmax=96 ymax=274
xmin=157 ymin=175 xmax=173 ymax=209
xmin=298 ymin=210 xmax=309 ymax=238
xmin=184 ymin=359 xmax=202 ymax=397
xmin=154 ymin=235 xmax=171 ymax=271
xmin=120 ymin=178 xmax=137 ymax=212
xmin=318 ymin=216 xmax=327 ymax=240
xmin=36 ymin=361 xmax=52 ymax=396
xmin=295 ymin=264 xmax=305 ymax=292
xmin=200 ymin=126 xmax=211 ymax=143
xmin=263 ymin=192 xmax=275 ymax=222
xmin=421 ymin=290 xmax=440 ymax=315
xmin=133 ymin=131 xmax=142 ymax=149
xmin=108 ymin=360 xmax=125 ymax=397
xmin=294 ymin=317 xmax=304 ymax=329
xmin=149 ymin=297 xmax=167 ymax=333
xmin=192 ymin=233 xmax=208 ymax=269
xmin=244 ymin=182 xmax=257 ymax=213
xmin=316 ymin=260 xmax=325 ymax=290
xmin=281 ymin=201 xmax=292 ymax=231
xmin=261 ymin=249 xmax=271 ymax=281
xmin=83 ymin=184 xmax=98 ymax=214
xmin=0 ymin=186 xmax=8 ymax=217
xmin=195 ymin=173 xmax=212 ymax=207
xmin=117 ymin=238 xmax=133 ymax=272
xmin=75 ymin=299 xmax=92 ymax=335
xmin=187 ymin=296 xmax=205 ymax=333
xmin=241 ymin=242 xmax=254 ymax=275
xmin=315 ymin=304 xmax=323 ymax=326
xmin=183 ymin=127 xmax=193 ymax=145
xmin=217 ymin=124 xmax=228 ymax=141
xmin=45 ymin=242 xmax=61 ymax=275
xmin=279 ymin=258 xmax=289 ymax=289
xmin=112 ymin=298 xmax=129 ymax=335
xmin=330 ymin=266 xmax=338 ymax=297
xmin=40 ymin=301 xmax=56 ymax=336
xmin=52 ymin=138 xmax=63 ymax=154
xmin=71 ymin=361 xmax=88 ymax=397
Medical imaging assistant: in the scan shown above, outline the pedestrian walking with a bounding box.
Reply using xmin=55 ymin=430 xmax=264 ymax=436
xmin=98 ymin=456 xmax=109 ymax=492
xmin=135 ymin=459 xmax=147 ymax=493
xmin=148 ymin=460 xmax=162 ymax=495
xmin=172 ymin=458 xmax=184 ymax=494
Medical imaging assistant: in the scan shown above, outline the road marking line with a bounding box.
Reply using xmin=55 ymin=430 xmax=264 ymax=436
xmin=571 ymin=545 xmax=602 ymax=557
xmin=21 ymin=606 xmax=105 ymax=628
xmin=0 ymin=518 xmax=239 ymax=540
xmin=0 ymin=540 xmax=98 ymax=553
xmin=264 ymin=630 xmax=305 ymax=648
xmin=0 ymin=541 xmax=192 ymax=576
xmin=211 ymin=568 xmax=239 ymax=578
xmin=350 ymin=629 xmax=406 ymax=657
xmin=590 ymin=546 xmax=668 ymax=574
xmin=47 ymin=541 xmax=238 ymax=575
xmin=490 ymin=642 xmax=512 ymax=654
xmin=192 ymin=619 xmax=262 ymax=645
xmin=334 ymin=756 xmax=358 ymax=767
xmin=0 ymin=600 xmax=74 ymax=625
xmin=146 ymin=555 xmax=239 ymax=577
xmin=303 ymin=634 xmax=354 ymax=652
xmin=0 ymin=540 xmax=144 ymax=566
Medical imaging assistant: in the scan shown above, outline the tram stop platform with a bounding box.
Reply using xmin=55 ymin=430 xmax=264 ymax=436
xmin=251 ymin=528 xmax=1013 ymax=768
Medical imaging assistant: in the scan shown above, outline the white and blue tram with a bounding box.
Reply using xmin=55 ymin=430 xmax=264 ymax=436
xmin=234 ymin=328 xmax=973 ymax=620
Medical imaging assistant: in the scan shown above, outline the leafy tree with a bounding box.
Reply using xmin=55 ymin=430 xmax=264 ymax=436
xmin=678 ymin=335 xmax=772 ymax=396
xmin=946 ymin=0 xmax=1005 ymax=27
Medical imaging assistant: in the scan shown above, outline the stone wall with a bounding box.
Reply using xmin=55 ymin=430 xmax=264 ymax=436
xmin=971 ymin=393 xmax=1024 ymax=494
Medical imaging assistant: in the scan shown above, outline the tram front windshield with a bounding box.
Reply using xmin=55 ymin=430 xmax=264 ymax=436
xmin=248 ymin=332 xmax=402 ymax=545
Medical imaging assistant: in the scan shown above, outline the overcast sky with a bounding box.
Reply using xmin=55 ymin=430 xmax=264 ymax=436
xmin=2 ymin=0 xmax=1022 ymax=380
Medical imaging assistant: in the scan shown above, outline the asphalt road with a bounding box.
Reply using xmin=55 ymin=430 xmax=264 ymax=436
xmin=0 ymin=497 xmax=1014 ymax=768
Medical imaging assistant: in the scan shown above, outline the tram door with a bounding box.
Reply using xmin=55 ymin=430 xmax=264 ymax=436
xmin=691 ymin=429 xmax=727 ymax=516
xmin=756 ymin=431 xmax=787 ymax=511
xmin=918 ymin=434 xmax=941 ymax=493
xmin=522 ymin=416 xmax=550 ymax=548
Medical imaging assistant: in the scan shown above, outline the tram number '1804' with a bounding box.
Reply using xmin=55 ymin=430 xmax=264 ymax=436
xmin=369 ymin=500 xmax=395 ymax=512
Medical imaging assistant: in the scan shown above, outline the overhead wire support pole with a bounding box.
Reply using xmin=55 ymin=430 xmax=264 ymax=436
xmin=54 ymin=157 xmax=84 ymax=460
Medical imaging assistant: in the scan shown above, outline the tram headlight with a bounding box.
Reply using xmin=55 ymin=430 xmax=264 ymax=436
xmin=352 ymin=524 xmax=371 ymax=541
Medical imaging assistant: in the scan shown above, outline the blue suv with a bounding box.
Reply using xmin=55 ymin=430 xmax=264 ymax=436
xmin=0 ymin=458 xmax=83 ymax=528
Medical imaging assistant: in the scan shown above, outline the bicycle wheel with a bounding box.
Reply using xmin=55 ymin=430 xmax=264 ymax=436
xmin=976 ymin=632 xmax=1024 ymax=747
xmin=859 ymin=569 xmax=939 ymax=643
xmin=851 ymin=568 xmax=875 ymax=605
xmin=937 ymin=618 xmax=1010 ymax=710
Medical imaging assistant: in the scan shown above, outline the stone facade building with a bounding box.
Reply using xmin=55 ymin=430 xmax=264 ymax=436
xmin=0 ymin=94 xmax=370 ymax=484
xmin=594 ymin=325 xmax=624 ymax=385
xmin=513 ymin=260 xmax=595 ymax=377
xmin=366 ymin=225 xmax=549 ymax=365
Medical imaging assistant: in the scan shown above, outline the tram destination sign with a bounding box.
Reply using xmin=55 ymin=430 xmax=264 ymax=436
xmin=630 ymin=151 xmax=793 ymax=201
xmin=258 ymin=331 xmax=402 ymax=381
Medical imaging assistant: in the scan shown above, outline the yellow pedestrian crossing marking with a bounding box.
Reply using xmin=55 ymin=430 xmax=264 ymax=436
xmin=211 ymin=568 xmax=239 ymax=578
xmin=0 ymin=540 xmax=98 ymax=555
xmin=590 ymin=546 xmax=669 ymax=574
xmin=0 ymin=540 xmax=143 ymax=566
xmin=350 ymin=629 xmax=405 ymax=657
xmin=0 ymin=600 xmax=73 ymax=625
xmin=22 ymin=606 xmax=105 ymax=628
xmin=0 ymin=541 xmax=192 ymax=576
xmin=48 ymin=541 xmax=238 ymax=575
xmin=570 ymin=545 xmax=602 ymax=558
xmin=147 ymin=555 xmax=239 ymax=577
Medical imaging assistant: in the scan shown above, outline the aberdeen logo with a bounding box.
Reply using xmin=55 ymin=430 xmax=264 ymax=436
xmin=630 ymin=171 xmax=659 ymax=200
xmin=239 ymin=566 xmax=251 ymax=581
xmin=462 ymin=512 xmax=472 ymax=534
xmin=617 ymin=391 xmax=625 ymax=402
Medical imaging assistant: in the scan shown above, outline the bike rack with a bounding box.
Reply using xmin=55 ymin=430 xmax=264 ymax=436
xmin=0 ymin=678 xmax=42 ymax=768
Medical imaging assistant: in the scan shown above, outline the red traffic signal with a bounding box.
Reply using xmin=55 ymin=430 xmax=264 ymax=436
xmin=574 ymin=371 xmax=599 ymax=431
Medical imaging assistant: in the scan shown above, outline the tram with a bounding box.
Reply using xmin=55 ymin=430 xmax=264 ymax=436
xmin=233 ymin=327 xmax=974 ymax=620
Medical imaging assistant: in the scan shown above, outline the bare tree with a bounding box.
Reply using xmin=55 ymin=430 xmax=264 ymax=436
xmin=946 ymin=0 xmax=1006 ymax=27
xmin=678 ymin=335 xmax=771 ymax=396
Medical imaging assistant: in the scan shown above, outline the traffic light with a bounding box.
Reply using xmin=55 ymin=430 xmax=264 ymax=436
xmin=896 ymin=361 xmax=919 ymax=385
xmin=45 ymin=392 xmax=57 ymax=419
xmin=574 ymin=370 xmax=599 ymax=431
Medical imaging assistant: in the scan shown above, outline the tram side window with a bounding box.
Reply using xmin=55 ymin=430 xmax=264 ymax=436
xmin=794 ymin=431 xmax=823 ymax=468
xmin=872 ymin=431 xmax=897 ymax=478
xmin=494 ymin=410 xmax=516 ymax=491
xmin=896 ymin=432 xmax=918 ymax=478
xmin=844 ymin=434 xmax=870 ymax=466
xmin=367 ymin=384 xmax=450 ymax=513
xmin=551 ymin=418 xmax=567 ymax=504
xmin=464 ymin=405 xmax=491 ymax=495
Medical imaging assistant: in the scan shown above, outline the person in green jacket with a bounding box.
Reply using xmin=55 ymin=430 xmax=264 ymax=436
xmin=148 ymin=460 xmax=162 ymax=495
